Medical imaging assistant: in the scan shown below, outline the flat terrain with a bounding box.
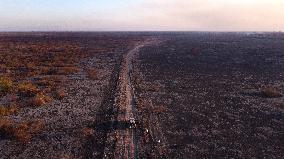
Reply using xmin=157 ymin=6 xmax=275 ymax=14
xmin=0 ymin=33 xmax=146 ymax=158
xmin=133 ymin=32 xmax=284 ymax=158
xmin=0 ymin=32 xmax=283 ymax=159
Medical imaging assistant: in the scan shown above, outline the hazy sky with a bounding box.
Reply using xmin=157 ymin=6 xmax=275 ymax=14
xmin=0 ymin=0 xmax=283 ymax=31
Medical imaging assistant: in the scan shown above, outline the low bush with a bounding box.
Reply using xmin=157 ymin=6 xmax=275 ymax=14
xmin=87 ymin=68 xmax=98 ymax=79
xmin=261 ymin=87 xmax=282 ymax=98
xmin=274 ymin=102 xmax=284 ymax=109
xmin=0 ymin=77 xmax=13 ymax=95
xmin=0 ymin=119 xmax=12 ymax=137
xmin=17 ymin=82 xmax=39 ymax=97
xmin=82 ymin=127 xmax=94 ymax=137
xmin=35 ymin=78 xmax=54 ymax=87
xmin=29 ymin=93 xmax=51 ymax=107
xmin=152 ymin=106 xmax=166 ymax=114
xmin=57 ymin=67 xmax=79 ymax=75
xmin=0 ymin=104 xmax=18 ymax=116
xmin=0 ymin=119 xmax=43 ymax=143
xmin=58 ymin=154 xmax=73 ymax=159
xmin=55 ymin=89 xmax=65 ymax=100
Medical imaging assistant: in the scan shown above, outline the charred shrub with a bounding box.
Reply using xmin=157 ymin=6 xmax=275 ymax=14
xmin=87 ymin=68 xmax=98 ymax=79
xmin=261 ymin=87 xmax=282 ymax=98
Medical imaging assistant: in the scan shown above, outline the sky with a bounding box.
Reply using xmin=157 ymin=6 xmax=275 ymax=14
xmin=0 ymin=0 xmax=283 ymax=31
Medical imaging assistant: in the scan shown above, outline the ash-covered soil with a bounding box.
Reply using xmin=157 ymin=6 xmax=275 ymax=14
xmin=133 ymin=33 xmax=284 ymax=158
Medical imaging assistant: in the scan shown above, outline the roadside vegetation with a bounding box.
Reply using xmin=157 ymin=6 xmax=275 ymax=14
xmin=0 ymin=34 xmax=136 ymax=145
xmin=0 ymin=119 xmax=43 ymax=143
xmin=0 ymin=36 xmax=89 ymax=143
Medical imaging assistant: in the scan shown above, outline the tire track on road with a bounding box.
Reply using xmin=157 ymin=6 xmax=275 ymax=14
xmin=104 ymin=38 xmax=160 ymax=159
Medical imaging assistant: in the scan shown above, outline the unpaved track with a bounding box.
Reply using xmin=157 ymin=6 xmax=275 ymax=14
xmin=104 ymin=39 xmax=160 ymax=159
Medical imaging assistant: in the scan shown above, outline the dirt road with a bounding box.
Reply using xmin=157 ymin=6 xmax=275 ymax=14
xmin=103 ymin=39 xmax=160 ymax=159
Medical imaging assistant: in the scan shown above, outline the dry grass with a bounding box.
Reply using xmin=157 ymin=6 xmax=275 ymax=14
xmin=55 ymin=89 xmax=65 ymax=100
xmin=152 ymin=106 xmax=166 ymax=114
xmin=11 ymin=122 xmax=32 ymax=143
xmin=0 ymin=35 xmax=133 ymax=144
xmin=87 ymin=68 xmax=98 ymax=79
xmin=35 ymin=76 xmax=66 ymax=93
xmin=29 ymin=93 xmax=51 ymax=107
xmin=261 ymin=87 xmax=282 ymax=98
xmin=146 ymin=83 xmax=160 ymax=92
xmin=57 ymin=67 xmax=79 ymax=75
xmin=136 ymin=98 xmax=144 ymax=109
xmin=35 ymin=77 xmax=55 ymax=87
xmin=0 ymin=77 xmax=13 ymax=95
xmin=26 ymin=62 xmax=36 ymax=69
xmin=0 ymin=119 xmax=12 ymax=137
xmin=0 ymin=119 xmax=43 ymax=143
xmin=17 ymin=82 xmax=39 ymax=97
xmin=0 ymin=104 xmax=18 ymax=116
xmin=273 ymin=102 xmax=284 ymax=109
xmin=58 ymin=154 xmax=73 ymax=159
xmin=82 ymin=127 xmax=94 ymax=137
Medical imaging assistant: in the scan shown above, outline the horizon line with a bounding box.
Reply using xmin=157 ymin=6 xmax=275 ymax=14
xmin=0 ymin=30 xmax=283 ymax=33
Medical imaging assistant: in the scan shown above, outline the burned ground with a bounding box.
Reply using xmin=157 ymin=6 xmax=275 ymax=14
xmin=133 ymin=33 xmax=284 ymax=158
xmin=0 ymin=32 xmax=283 ymax=159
